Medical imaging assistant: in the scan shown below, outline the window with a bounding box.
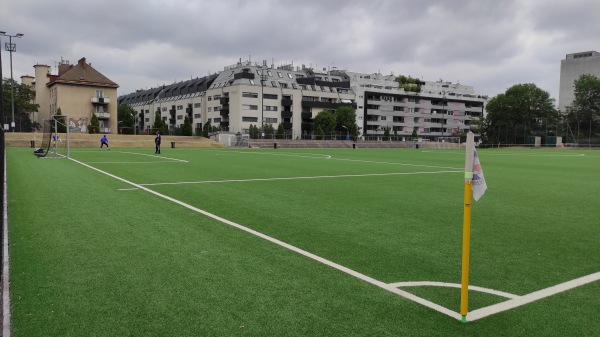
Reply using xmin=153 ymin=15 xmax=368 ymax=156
xmin=208 ymin=96 xmax=212 ymax=101
xmin=96 ymin=90 xmax=104 ymax=97
xmin=214 ymin=118 xmax=221 ymax=123
xmin=177 ymin=105 xmax=183 ymax=110
xmin=267 ymin=70 xmax=272 ymax=77
xmin=263 ymin=94 xmax=278 ymax=99
xmin=381 ymin=116 xmax=386 ymax=121
xmin=292 ymin=83 xmax=298 ymax=89
xmin=242 ymin=117 xmax=259 ymax=122
xmin=287 ymin=73 xmax=293 ymax=79
xmin=194 ymin=114 xmax=201 ymax=118
xmin=214 ymin=106 xmax=220 ymax=111
xmin=242 ymin=104 xmax=258 ymax=110
xmin=194 ymin=103 xmax=201 ymax=108
xmin=213 ymin=94 xmax=221 ymax=99
xmin=264 ymin=106 xmax=278 ymax=111
xmin=271 ymin=81 xmax=277 ymax=87
xmin=249 ymin=79 xmax=255 ymax=85
xmin=208 ymin=107 xmax=212 ymax=112
xmin=264 ymin=117 xmax=278 ymax=123
xmin=277 ymin=72 xmax=283 ymax=78
xmin=279 ymin=82 xmax=288 ymax=88
xmin=177 ymin=115 xmax=183 ymax=120
xmin=242 ymin=92 xmax=258 ymax=98
xmin=162 ymin=107 xmax=167 ymax=111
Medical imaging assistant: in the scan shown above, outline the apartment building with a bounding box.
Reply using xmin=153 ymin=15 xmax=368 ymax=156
xmin=118 ymin=59 xmax=487 ymax=140
xmin=558 ymin=51 xmax=600 ymax=112
xmin=24 ymin=57 xmax=119 ymax=133
xmin=118 ymin=60 xmax=356 ymax=137
xmin=346 ymin=72 xmax=486 ymax=140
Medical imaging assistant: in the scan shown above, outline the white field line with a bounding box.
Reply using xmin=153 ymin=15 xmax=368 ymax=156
xmin=138 ymin=170 xmax=462 ymax=187
xmin=466 ymin=271 xmax=600 ymax=321
xmin=3 ymin=151 xmax=12 ymax=337
xmin=87 ymin=151 xmax=188 ymax=164
xmin=68 ymin=156 xmax=462 ymax=321
xmin=224 ymin=150 xmax=461 ymax=170
xmin=389 ymin=281 xmax=519 ymax=299
xmin=69 ymin=157 xmax=600 ymax=323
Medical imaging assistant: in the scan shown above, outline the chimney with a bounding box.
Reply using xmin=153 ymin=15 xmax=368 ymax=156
xmin=78 ymin=57 xmax=87 ymax=68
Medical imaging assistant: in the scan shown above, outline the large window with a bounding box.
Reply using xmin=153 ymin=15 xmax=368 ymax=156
xmin=264 ymin=106 xmax=278 ymax=111
xmin=242 ymin=92 xmax=258 ymax=98
xmin=264 ymin=117 xmax=278 ymax=123
xmin=242 ymin=104 xmax=258 ymax=110
xmin=242 ymin=117 xmax=259 ymax=122
xmin=263 ymin=94 xmax=278 ymax=100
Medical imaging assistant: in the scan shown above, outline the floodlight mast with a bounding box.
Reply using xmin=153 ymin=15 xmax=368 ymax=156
xmin=1 ymin=31 xmax=25 ymax=131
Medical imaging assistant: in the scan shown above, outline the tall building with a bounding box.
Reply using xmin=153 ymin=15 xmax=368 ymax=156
xmin=25 ymin=57 xmax=119 ymax=133
xmin=118 ymin=58 xmax=487 ymax=140
xmin=558 ymin=51 xmax=600 ymax=112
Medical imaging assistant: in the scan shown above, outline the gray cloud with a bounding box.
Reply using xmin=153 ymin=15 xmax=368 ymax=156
xmin=2 ymin=0 xmax=598 ymax=100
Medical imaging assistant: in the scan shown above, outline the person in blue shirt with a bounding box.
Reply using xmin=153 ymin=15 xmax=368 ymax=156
xmin=100 ymin=135 xmax=110 ymax=150
xmin=155 ymin=131 xmax=161 ymax=154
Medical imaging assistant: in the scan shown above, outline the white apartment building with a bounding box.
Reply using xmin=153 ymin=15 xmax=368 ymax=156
xmin=118 ymin=59 xmax=487 ymax=140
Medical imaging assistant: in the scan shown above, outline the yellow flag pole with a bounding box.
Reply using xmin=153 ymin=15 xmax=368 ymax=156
xmin=460 ymin=132 xmax=475 ymax=323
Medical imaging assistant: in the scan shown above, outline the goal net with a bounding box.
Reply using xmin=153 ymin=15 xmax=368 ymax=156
xmin=226 ymin=133 xmax=250 ymax=148
xmin=435 ymin=136 xmax=461 ymax=149
xmin=35 ymin=115 xmax=70 ymax=158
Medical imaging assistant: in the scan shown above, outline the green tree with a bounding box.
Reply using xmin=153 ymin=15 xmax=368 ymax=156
xmin=202 ymin=121 xmax=212 ymax=137
xmin=54 ymin=107 xmax=67 ymax=133
xmin=153 ymin=111 xmax=168 ymax=135
xmin=182 ymin=116 xmax=193 ymax=136
xmin=314 ymin=110 xmax=335 ymax=139
xmin=383 ymin=127 xmax=390 ymax=141
xmin=565 ymin=74 xmax=600 ymax=140
xmin=263 ymin=123 xmax=275 ymax=139
xmin=88 ymin=112 xmax=100 ymax=134
xmin=1 ymin=78 xmax=39 ymax=131
xmin=350 ymin=124 xmax=359 ymax=142
xmin=315 ymin=125 xmax=324 ymax=140
xmin=276 ymin=123 xmax=285 ymax=139
xmin=482 ymin=83 xmax=556 ymax=144
xmin=117 ymin=103 xmax=135 ymax=134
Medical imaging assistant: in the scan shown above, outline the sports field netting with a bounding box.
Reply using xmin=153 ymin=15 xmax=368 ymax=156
xmin=6 ymin=147 xmax=600 ymax=336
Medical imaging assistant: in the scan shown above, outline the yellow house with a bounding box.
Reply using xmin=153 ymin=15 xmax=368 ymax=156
xmin=29 ymin=57 xmax=118 ymax=133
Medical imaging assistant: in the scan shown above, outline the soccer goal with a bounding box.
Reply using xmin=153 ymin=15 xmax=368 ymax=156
xmin=435 ymin=136 xmax=461 ymax=149
xmin=226 ymin=133 xmax=250 ymax=148
xmin=34 ymin=115 xmax=70 ymax=159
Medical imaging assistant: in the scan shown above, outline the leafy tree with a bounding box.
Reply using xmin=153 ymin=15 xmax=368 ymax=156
xmin=153 ymin=111 xmax=168 ymax=135
xmin=334 ymin=106 xmax=356 ymax=132
xmin=482 ymin=83 xmax=556 ymax=144
xmin=182 ymin=115 xmax=193 ymax=136
xmin=2 ymin=78 xmax=40 ymax=131
xmin=276 ymin=123 xmax=285 ymax=139
xmin=55 ymin=107 xmax=67 ymax=133
xmin=383 ymin=127 xmax=390 ymax=141
xmin=263 ymin=123 xmax=275 ymax=139
xmin=117 ymin=104 xmax=135 ymax=134
xmin=315 ymin=125 xmax=324 ymax=140
xmin=314 ymin=110 xmax=335 ymax=139
xmin=350 ymin=124 xmax=359 ymax=142
xmin=88 ymin=113 xmax=100 ymax=134
xmin=565 ymin=74 xmax=600 ymax=139
xmin=202 ymin=121 xmax=211 ymax=137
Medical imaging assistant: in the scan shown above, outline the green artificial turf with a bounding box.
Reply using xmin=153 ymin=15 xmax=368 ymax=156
xmin=6 ymin=147 xmax=600 ymax=336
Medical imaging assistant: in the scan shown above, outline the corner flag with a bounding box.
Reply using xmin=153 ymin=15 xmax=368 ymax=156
xmin=459 ymin=132 xmax=488 ymax=323
xmin=472 ymin=149 xmax=487 ymax=201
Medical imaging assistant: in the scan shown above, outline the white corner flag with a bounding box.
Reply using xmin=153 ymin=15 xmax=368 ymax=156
xmin=472 ymin=149 xmax=487 ymax=201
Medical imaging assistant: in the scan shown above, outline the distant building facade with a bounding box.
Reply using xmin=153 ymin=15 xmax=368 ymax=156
xmin=119 ymin=58 xmax=487 ymax=140
xmin=559 ymin=51 xmax=600 ymax=112
xmin=24 ymin=57 xmax=119 ymax=133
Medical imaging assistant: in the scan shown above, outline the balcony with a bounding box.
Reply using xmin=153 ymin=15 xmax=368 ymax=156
xmin=281 ymin=110 xmax=293 ymax=118
xmin=301 ymin=112 xmax=312 ymax=119
xmin=220 ymin=109 xmax=229 ymax=117
xmin=91 ymin=96 xmax=110 ymax=104
xmin=282 ymin=122 xmax=293 ymax=129
xmin=220 ymin=97 xmax=229 ymax=105
xmin=281 ymin=98 xmax=293 ymax=106
xmin=95 ymin=112 xmax=110 ymax=119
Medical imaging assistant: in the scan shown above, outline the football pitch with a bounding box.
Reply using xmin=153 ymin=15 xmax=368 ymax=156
xmin=5 ymin=146 xmax=600 ymax=336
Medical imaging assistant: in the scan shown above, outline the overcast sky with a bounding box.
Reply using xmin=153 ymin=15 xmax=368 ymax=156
xmin=1 ymin=0 xmax=598 ymax=102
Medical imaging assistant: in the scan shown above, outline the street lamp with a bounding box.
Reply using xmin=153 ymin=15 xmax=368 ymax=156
xmin=1 ymin=32 xmax=24 ymax=132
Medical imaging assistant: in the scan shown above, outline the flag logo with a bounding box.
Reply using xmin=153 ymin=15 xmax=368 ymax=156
xmin=472 ymin=150 xmax=487 ymax=201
